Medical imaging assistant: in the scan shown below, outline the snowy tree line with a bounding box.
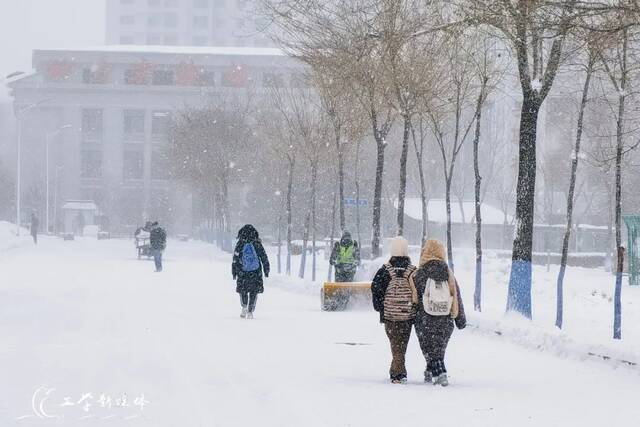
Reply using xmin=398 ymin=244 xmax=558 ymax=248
xmin=164 ymin=1 xmax=640 ymax=338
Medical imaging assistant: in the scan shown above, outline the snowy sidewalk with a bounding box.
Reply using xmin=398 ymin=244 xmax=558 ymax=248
xmin=1 ymin=237 xmax=638 ymax=426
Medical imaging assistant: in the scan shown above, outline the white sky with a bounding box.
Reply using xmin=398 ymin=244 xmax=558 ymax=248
xmin=0 ymin=0 xmax=106 ymax=100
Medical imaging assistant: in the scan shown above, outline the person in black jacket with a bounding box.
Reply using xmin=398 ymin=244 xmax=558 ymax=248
xmin=149 ymin=221 xmax=167 ymax=272
xmin=410 ymin=239 xmax=466 ymax=387
xmin=232 ymin=224 xmax=270 ymax=319
xmin=371 ymin=236 xmax=417 ymax=384
xmin=30 ymin=212 xmax=39 ymax=244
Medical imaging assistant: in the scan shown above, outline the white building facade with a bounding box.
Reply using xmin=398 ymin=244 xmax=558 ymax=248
xmin=8 ymin=45 xmax=304 ymax=235
xmin=106 ymin=0 xmax=273 ymax=48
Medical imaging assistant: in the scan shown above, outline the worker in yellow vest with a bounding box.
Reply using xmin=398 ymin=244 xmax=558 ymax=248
xmin=330 ymin=231 xmax=361 ymax=282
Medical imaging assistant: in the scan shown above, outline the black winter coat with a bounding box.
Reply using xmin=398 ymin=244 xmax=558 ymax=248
xmin=150 ymin=227 xmax=167 ymax=250
xmin=232 ymin=225 xmax=270 ymax=294
xmin=371 ymin=256 xmax=414 ymax=323
xmin=413 ymin=260 xmax=466 ymax=329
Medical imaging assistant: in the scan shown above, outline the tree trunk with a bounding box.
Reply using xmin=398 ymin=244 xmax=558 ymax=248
xmin=355 ymin=138 xmax=362 ymax=247
xmin=556 ymin=61 xmax=593 ymax=329
xmin=299 ymin=158 xmax=318 ymax=280
xmin=328 ymin=192 xmax=337 ymax=281
xmin=614 ymin=94 xmax=625 ymax=340
xmin=298 ymin=211 xmax=311 ymax=279
xmin=411 ymin=122 xmax=428 ymax=246
xmin=473 ymin=92 xmax=484 ymax=312
xmin=396 ymin=114 xmax=411 ymax=236
xmin=371 ymin=130 xmax=386 ymax=259
xmin=286 ymin=157 xmax=295 ymax=275
xmin=507 ymin=96 xmax=541 ymax=319
xmin=336 ymin=128 xmax=346 ymax=232
xmin=310 ymin=159 xmax=318 ymax=282
xmin=445 ymin=175 xmax=454 ymax=269
xmin=277 ymin=210 xmax=282 ymax=275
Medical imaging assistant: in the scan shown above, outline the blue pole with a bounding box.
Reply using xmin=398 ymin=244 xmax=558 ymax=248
xmin=555 ymin=265 xmax=565 ymax=329
xmin=507 ymin=259 xmax=532 ymax=319
xmin=614 ymin=271 xmax=622 ymax=339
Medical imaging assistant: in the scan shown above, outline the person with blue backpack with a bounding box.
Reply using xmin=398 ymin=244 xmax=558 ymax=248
xmin=232 ymin=224 xmax=270 ymax=319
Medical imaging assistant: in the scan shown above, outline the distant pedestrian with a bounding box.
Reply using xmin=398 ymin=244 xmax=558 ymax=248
xmin=330 ymin=231 xmax=360 ymax=282
xmin=232 ymin=224 xmax=270 ymax=319
xmin=410 ymin=239 xmax=466 ymax=386
xmin=30 ymin=212 xmax=39 ymax=244
xmin=371 ymin=236 xmax=417 ymax=384
xmin=149 ymin=221 xmax=167 ymax=272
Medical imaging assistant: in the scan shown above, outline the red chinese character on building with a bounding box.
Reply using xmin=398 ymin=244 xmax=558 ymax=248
xmin=176 ymin=62 xmax=200 ymax=86
xmin=223 ymin=64 xmax=249 ymax=87
xmin=46 ymin=60 xmax=73 ymax=82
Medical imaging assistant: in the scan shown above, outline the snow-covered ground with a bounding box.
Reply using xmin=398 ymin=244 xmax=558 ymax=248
xmin=1 ymin=235 xmax=639 ymax=426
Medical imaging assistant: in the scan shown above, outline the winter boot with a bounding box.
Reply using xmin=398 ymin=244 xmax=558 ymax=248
xmin=424 ymin=369 xmax=433 ymax=384
xmin=390 ymin=377 xmax=407 ymax=385
xmin=240 ymin=306 xmax=247 ymax=318
xmin=434 ymin=373 xmax=449 ymax=387
xmin=427 ymin=359 xmax=447 ymax=385
xmin=247 ymin=311 xmax=254 ymax=320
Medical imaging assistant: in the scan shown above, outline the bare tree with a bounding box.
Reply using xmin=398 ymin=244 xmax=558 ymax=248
xmin=426 ymin=30 xmax=480 ymax=269
xmin=555 ymin=35 xmax=598 ymax=329
xmin=460 ymin=0 xmax=588 ymax=318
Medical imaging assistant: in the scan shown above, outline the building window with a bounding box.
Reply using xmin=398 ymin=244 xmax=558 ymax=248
xmin=124 ymin=110 xmax=145 ymax=136
xmin=164 ymin=33 xmax=179 ymax=45
xmin=193 ymin=36 xmax=208 ymax=46
xmin=81 ymin=150 xmax=102 ymax=178
xmin=165 ymin=13 xmax=178 ymax=27
xmin=194 ymin=16 xmax=209 ymax=29
xmin=151 ymin=148 xmax=170 ymax=180
xmin=152 ymin=111 xmax=171 ymax=139
xmin=123 ymin=149 xmax=144 ymax=180
xmin=120 ymin=15 xmax=135 ymax=25
xmin=194 ymin=0 xmax=209 ymax=7
xmin=146 ymin=33 xmax=163 ymax=45
xmin=120 ymin=35 xmax=135 ymax=44
xmin=263 ymin=72 xmax=284 ymax=88
xmin=148 ymin=0 xmax=161 ymax=7
xmin=147 ymin=14 xmax=162 ymax=27
xmin=153 ymin=69 xmax=175 ymax=85
xmin=82 ymin=109 xmax=103 ymax=134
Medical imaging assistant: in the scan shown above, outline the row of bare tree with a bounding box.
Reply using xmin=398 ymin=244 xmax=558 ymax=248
xmin=168 ymin=1 xmax=640 ymax=339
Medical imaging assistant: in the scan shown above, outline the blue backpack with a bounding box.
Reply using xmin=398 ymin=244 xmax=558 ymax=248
xmin=241 ymin=242 xmax=260 ymax=272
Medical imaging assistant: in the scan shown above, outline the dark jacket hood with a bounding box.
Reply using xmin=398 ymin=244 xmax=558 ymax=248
xmin=415 ymin=259 xmax=449 ymax=283
xmin=388 ymin=256 xmax=412 ymax=268
xmin=238 ymin=224 xmax=259 ymax=242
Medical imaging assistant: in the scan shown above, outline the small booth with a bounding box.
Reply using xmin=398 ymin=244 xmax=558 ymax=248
xmin=61 ymin=200 xmax=99 ymax=237
xmin=623 ymin=215 xmax=640 ymax=286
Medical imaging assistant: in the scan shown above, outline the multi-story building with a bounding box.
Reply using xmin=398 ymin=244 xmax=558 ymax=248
xmin=106 ymin=0 xmax=273 ymax=48
xmin=7 ymin=45 xmax=304 ymax=234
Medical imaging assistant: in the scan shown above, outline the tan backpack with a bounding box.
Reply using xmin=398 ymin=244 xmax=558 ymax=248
xmin=383 ymin=264 xmax=417 ymax=322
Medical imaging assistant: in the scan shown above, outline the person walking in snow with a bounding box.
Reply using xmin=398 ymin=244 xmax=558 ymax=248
xmin=371 ymin=236 xmax=417 ymax=384
xmin=149 ymin=221 xmax=167 ymax=272
xmin=410 ymin=239 xmax=466 ymax=386
xmin=329 ymin=231 xmax=360 ymax=282
xmin=232 ymin=224 xmax=270 ymax=319
xmin=30 ymin=212 xmax=39 ymax=244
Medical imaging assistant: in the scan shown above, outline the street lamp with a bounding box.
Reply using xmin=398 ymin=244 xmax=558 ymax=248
xmin=46 ymin=124 xmax=72 ymax=234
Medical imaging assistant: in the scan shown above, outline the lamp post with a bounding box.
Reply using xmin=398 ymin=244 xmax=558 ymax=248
xmin=9 ymin=91 xmax=50 ymax=236
xmin=46 ymin=124 xmax=72 ymax=234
